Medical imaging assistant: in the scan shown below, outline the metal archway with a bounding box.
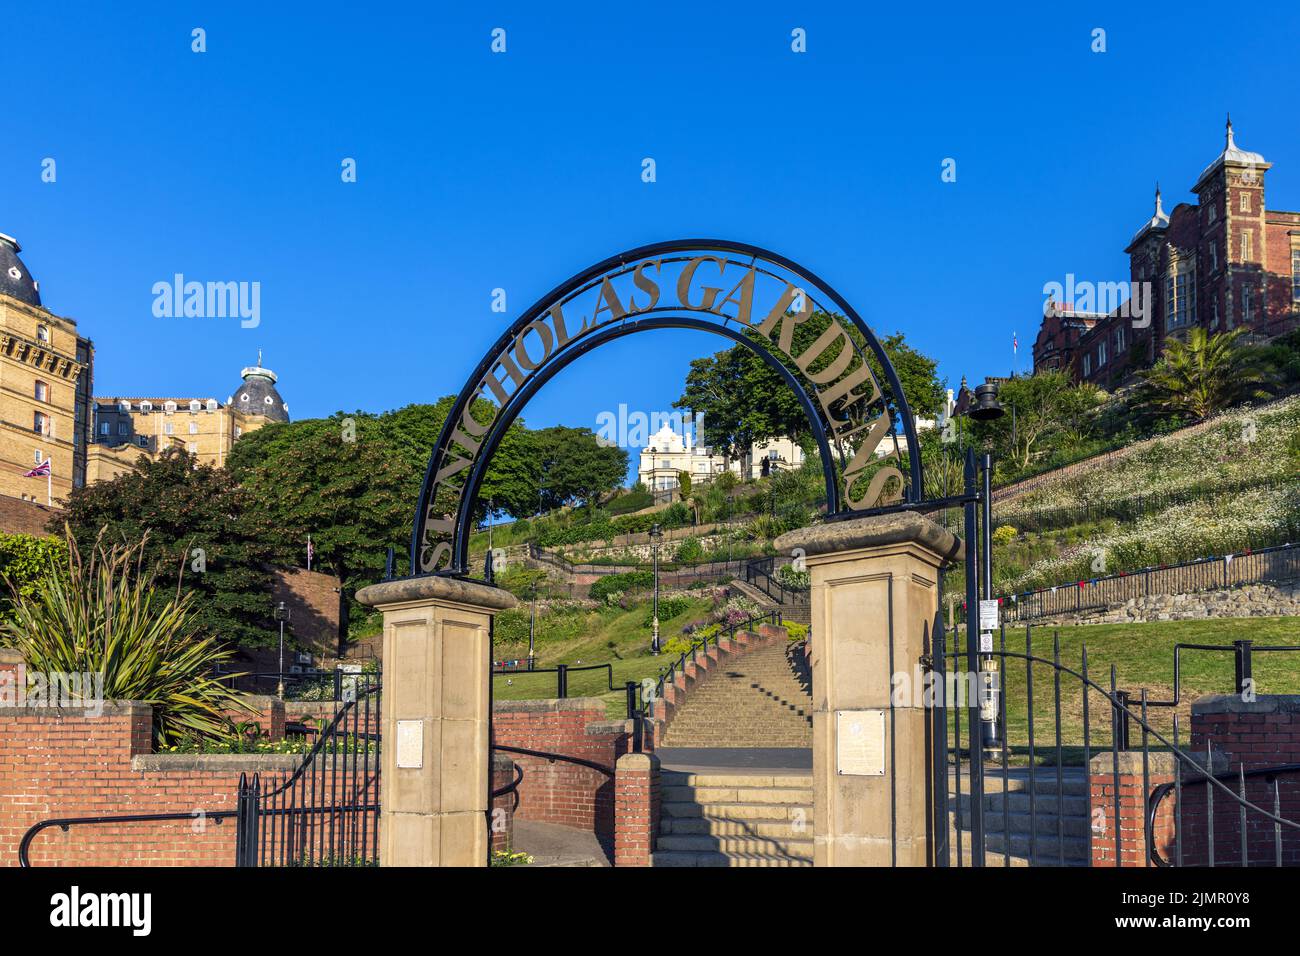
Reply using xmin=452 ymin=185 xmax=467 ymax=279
xmin=412 ymin=239 xmax=925 ymax=577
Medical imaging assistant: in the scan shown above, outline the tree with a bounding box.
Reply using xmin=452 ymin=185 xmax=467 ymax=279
xmin=533 ymin=426 xmax=628 ymax=512
xmin=972 ymin=371 xmax=1104 ymax=471
xmin=1137 ymin=328 xmax=1276 ymax=422
xmin=57 ymin=448 xmax=279 ymax=648
xmin=676 ymin=471 xmax=692 ymax=499
xmin=0 ymin=532 xmax=67 ymax=622
xmin=675 ymin=314 xmax=945 ymax=457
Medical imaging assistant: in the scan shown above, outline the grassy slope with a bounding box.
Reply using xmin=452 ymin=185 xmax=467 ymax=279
xmin=491 ymin=597 xmax=716 ymax=717
xmin=972 ymin=616 xmax=1300 ymax=764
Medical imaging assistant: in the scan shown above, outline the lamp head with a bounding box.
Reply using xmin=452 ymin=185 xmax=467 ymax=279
xmin=968 ymin=382 xmax=1006 ymax=422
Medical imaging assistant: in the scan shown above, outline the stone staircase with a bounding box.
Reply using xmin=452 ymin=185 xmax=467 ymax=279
xmin=660 ymin=639 xmax=812 ymax=748
xmin=948 ymin=768 xmax=1091 ymax=866
xmin=653 ymin=771 xmax=814 ymax=867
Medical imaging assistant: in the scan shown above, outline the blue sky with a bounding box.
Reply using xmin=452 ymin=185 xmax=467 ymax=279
xmin=6 ymin=2 xmax=1299 ymax=475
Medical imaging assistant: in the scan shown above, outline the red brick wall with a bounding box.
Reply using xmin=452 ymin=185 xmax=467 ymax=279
xmin=1182 ymin=695 xmax=1300 ymax=866
xmin=491 ymin=753 xmax=516 ymax=854
xmin=0 ymin=702 xmax=301 ymax=867
xmin=614 ymin=752 xmax=660 ymax=867
xmin=491 ymin=698 xmax=637 ymax=846
xmin=1089 ymin=695 xmax=1300 ymax=867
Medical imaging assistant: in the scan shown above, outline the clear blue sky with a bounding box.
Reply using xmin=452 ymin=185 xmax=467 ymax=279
xmin=6 ymin=2 xmax=1299 ymax=474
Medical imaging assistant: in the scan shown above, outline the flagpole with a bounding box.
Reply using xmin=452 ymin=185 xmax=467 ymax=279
xmin=46 ymin=459 xmax=51 ymax=507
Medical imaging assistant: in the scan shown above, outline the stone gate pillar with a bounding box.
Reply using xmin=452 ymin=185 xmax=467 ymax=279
xmin=776 ymin=512 xmax=961 ymax=866
xmin=356 ymin=575 xmax=517 ymax=866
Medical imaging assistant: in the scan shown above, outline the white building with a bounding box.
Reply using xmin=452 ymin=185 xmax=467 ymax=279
xmin=636 ymin=425 xmax=806 ymax=491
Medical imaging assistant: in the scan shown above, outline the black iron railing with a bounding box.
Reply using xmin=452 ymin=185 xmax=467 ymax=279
xmin=744 ymin=556 xmax=810 ymax=606
xmin=491 ymin=662 xmax=617 ymax=699
xmin=998 ymin=541 xmax=1300 ymax=624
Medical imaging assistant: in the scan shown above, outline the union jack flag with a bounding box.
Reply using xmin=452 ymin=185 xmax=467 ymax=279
xmin=23 ymin=459 xmax=50 ymax=477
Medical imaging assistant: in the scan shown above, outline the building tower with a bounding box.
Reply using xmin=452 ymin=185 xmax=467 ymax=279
xmin=0 ymin=233 xmax=94 ymax=507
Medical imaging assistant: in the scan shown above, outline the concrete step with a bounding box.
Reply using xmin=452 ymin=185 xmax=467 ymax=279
xmin=952 ymin=808 xmax=1090 ymax=839
xmin=661 ymin=801 xmax=810 ymax=821
xmin=949 ymin=770 xmax=1088 ymax=798
xmin=651 ymin=850 xmax=812 ymax=868
xmin=660 ymin=817 xmax=809 ymax=839
xmin=661 ymin=773 xmax=812 ymax=787
xmin=662 ymin=784 xmax=814 ymax=805
xmin=656 ymin=834 xmax=814 ymax=858
xmin=946 ymin=830 xmax=1089 ymax=867
xmin=955 ymin=791 xmax=1090 ymax=818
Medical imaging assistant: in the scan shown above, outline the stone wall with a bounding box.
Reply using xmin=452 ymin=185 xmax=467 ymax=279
xmin=1028 ymin=581 xmax=1300 ymax=627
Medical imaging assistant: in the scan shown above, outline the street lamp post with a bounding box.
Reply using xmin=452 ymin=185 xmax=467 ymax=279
xmin=649 ymin=523 xmax=662 ymax=654
xmin=274 ymin=601 xmax=292 ymax=699
xmin=528 ymin=580 xmax=537 ymax=670
xmin=967 ymin=381 xmax=1006 ymax=757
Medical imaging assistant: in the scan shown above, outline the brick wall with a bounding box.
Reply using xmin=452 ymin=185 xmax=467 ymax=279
xmin=271 ymin=568 xmax=343 ymax=657
xmin=1183 ymin=695 xmax=1300 ymax=866
xmin=491 ymin=698 xmax=638 ymax=849
xmin=0 ymin=702 xmax=301 ymax=867
xmin=614 ymin=752 xmax=660 ymax=866
xmin=1089 ymin=694 xmax=1300 ymax=867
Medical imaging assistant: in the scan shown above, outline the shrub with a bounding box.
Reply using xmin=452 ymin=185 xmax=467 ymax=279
xmin=674 ymin=536 xmax=704 ymax=563
xmin=991 ymin=525 xmax=1018 ymax=546
xmin=781 ymin=620 xmax=809 ymax=641
xmin=1 ymin=531 xmax=250 ymax=746
xmin=589 ymin=570 xmax=654 ymax=602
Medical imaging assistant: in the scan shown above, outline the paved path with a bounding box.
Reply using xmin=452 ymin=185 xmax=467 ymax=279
xmin=656 ymin=747 xmax=812 ymax=773
xmin=512 ymin=820 xmax=611 ymax=867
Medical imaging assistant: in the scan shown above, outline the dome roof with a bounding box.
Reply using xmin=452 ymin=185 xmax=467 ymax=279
xmin=0 ymin=234 xmax=42 ymax=307
xmin=227 ymin=355 xmax=289 ymax=422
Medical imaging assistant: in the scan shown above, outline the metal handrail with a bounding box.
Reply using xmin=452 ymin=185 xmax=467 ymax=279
xmin=491 ymin=744 xmax=613 ymax=777
xmin=20 ymin=808 xmax=236 ymax=868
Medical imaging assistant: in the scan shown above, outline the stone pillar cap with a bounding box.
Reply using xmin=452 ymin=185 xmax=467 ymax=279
xmin=775 ymin=510 xmax=963 ymax=562
xmin=356 ymin=574 xmax=518 ymax=611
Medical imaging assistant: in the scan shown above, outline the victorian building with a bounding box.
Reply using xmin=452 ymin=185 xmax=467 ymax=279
xmin=1033 ymin=120 xmax=1300 ymax=388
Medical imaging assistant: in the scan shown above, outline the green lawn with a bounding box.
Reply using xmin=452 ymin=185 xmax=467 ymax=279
xmin=953 ymin=616 xmax=1300 ymax=764
xmin=491 ymin=597 xmax=717 ymax=717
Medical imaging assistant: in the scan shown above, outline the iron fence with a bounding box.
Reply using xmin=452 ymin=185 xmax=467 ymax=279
xmin=998 ymin=541 xmax=1300 ymax=624
xmin=934 ymin=620 xmax=1300 ymax=867
xmin=743 ymin=555 xmax=810 ymax=607
xmin=236 ymin=682 xmax=381 ymax=867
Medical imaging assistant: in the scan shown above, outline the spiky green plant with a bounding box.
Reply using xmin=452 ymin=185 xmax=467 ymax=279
xmin=0 ymin=529 xmax=251 ymax=745
xmin=1137 ymin=328 xmax=1275 ymax=422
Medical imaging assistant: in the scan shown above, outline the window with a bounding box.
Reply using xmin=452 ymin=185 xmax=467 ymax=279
xmin=206 ymin=399 xmax=218 ymax=412
xmin=1098 ymin=341 xmax=1107 ymax=366
xmin=1293 ymin=248 xmax=1300 ymax=303
xmin=1114 ymin=325 xmax=1125 ymax=353
xmin=188 ymin=421 xmax=198 ymax=434
xmin=189 ymin=400 xmax=201 ymax=413
xmin=1083 ymin=354 xmax=1091 ymax=377
xmin=164 ymin=422 xmax=174 ymax=436
xmin=1241 ymin=230 xmax=1253 ymax=261
xmin=1243 ymin=286 xmax=1253 ymax=325
xmin=1241 ymin=192 xmax=1251 ymax=213
xmin=234 ymin=426 xmax=242 ymax=438
xmin=34 ymin=380 xmax=48 ymax=402
xmin=99 ymin=421 xmax=109 ymax=436
xmin=1213 ymin=297 xmax=1220 ymax=327
xmin=137 ymin=436 xmax=149 ymax=448
xmin=119 ymin=401 xmax=131 ymax=413
xmin=1165 ymin=274 xmax=1176 ymax=325
xmin=118 ymin=422 xmax=128 ymax=436
xmin=186 ymin=443 xmax=198 ymax=453
xmin=1210 ymin=241 xmax=1218 ymax=272
xmin=1208 ymin=200 xmax=1217 ymax=223
xmin=164 ymin=401 xmax=176 ymax=414
xmin=33 ymin=411 xmax=48 ymax=434
xmin=33 ymin=450 xmax=42 ymax=464
xmin=36 ymin=324 xmax=49 ymax=342
xmin=140 ymin=401 xmax=152 ymax=413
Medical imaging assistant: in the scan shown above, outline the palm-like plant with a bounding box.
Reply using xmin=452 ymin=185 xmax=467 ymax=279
xmin=1 ymin=530 xmax=250 ymax=745
xmin=1137 ymin=328 xmax=1275 ymax=422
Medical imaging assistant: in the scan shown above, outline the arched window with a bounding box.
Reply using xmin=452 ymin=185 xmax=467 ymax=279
xmin=36 ymin=324 xmax=49 ymax=343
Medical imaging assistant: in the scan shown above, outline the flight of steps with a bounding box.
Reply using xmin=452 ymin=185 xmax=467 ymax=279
xmin=949 ymin=768 xmax=1091 ymax=866
xmin=653 ymin=771 xmax=814 ymax=867
xmin=660 ymin=640 xmax=812 ymax=748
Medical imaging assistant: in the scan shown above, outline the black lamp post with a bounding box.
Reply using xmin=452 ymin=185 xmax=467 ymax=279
xmin=649 ymin=523 xmax=663 ymax=654
xmin=964 ymin=380 xmax=1005 ymax=756
xmin=274 ymin=601 xmax=291 ymax=699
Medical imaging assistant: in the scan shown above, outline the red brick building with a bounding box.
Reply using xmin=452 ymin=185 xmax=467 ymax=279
xmin=1034 ymin=120 xmax=1300 ymax=389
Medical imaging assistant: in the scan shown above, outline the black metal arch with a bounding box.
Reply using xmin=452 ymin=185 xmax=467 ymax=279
xmin=411 ymin=238 xmax=924 ymax=577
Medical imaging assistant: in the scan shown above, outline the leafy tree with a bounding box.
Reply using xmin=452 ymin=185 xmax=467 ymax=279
xmin=533 ymin=426 xmax=627 ymax=512
xmin=0 ymin=533 xmax=67 ymax=621
xmin=677 ymin=471 xmax=692 ymax=499
xmin=1136 ymin=328 xmax=1276 ymax=422
xmin=972 ymin=371 xmax=1105 ymax=471
xmin=675 ymin=314 xmax=944 ymax=458
xmin=56 ymin=448 xmax=279 ymax=648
